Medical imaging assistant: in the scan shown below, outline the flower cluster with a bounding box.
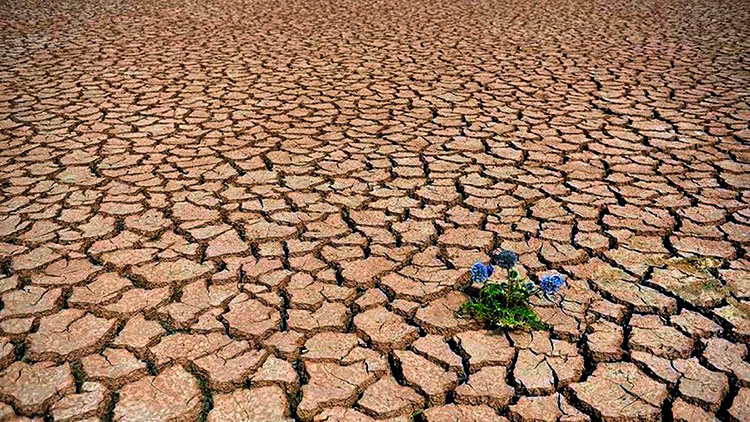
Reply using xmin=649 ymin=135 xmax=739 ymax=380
xmin=470 ymin=262 xmax=494 ymax=283
xmin=491 ymin=249 xmax=519 ymax=269
xmin=460 ymin=249 xmax=566 ymax=330
xmin=539 ymin=273 xmax=565 ymax=295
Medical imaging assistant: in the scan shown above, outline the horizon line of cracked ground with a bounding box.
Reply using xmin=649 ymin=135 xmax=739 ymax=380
xmin=0 ymin=0 xmax=749 ymax=421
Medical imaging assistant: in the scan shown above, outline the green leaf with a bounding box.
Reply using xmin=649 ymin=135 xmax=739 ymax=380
xmin=459 ymin=282 xmax=547 ymax=331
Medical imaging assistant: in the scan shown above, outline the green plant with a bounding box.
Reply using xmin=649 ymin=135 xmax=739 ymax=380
xmin=458 ymin=250 xmax=564 ymax=331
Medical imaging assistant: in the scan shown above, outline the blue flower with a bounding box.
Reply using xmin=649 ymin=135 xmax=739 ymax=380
xmin=470 ymin=262 xmax=494 ymax=283
xmin=539 ymin=273 xmax=565 ymax=295
xmin=491 ymin=249 xmax=519 ymax=270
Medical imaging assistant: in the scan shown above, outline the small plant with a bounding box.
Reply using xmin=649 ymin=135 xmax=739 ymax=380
xmin=458 ymin=249 xmax=565 ymax=331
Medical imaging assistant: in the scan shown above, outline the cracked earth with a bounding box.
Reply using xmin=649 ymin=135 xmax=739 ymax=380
xmin=0 ymin=0 xmax=749 ymax=421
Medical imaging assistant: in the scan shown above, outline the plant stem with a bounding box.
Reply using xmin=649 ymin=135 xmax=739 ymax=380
xmin=505 ymin=269 xmax=511 ymax=307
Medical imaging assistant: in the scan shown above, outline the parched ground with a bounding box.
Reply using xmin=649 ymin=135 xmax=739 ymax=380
xmin=0 ymin=0 xmax=749 ymax=421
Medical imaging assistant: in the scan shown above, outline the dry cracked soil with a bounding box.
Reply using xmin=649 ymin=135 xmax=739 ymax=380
xmin=0 ymin=0 xmax=749 ymax=421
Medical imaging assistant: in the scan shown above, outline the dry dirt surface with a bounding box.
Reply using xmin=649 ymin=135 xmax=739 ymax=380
xmin=1 ymin=0 xmax=749 ymax=421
